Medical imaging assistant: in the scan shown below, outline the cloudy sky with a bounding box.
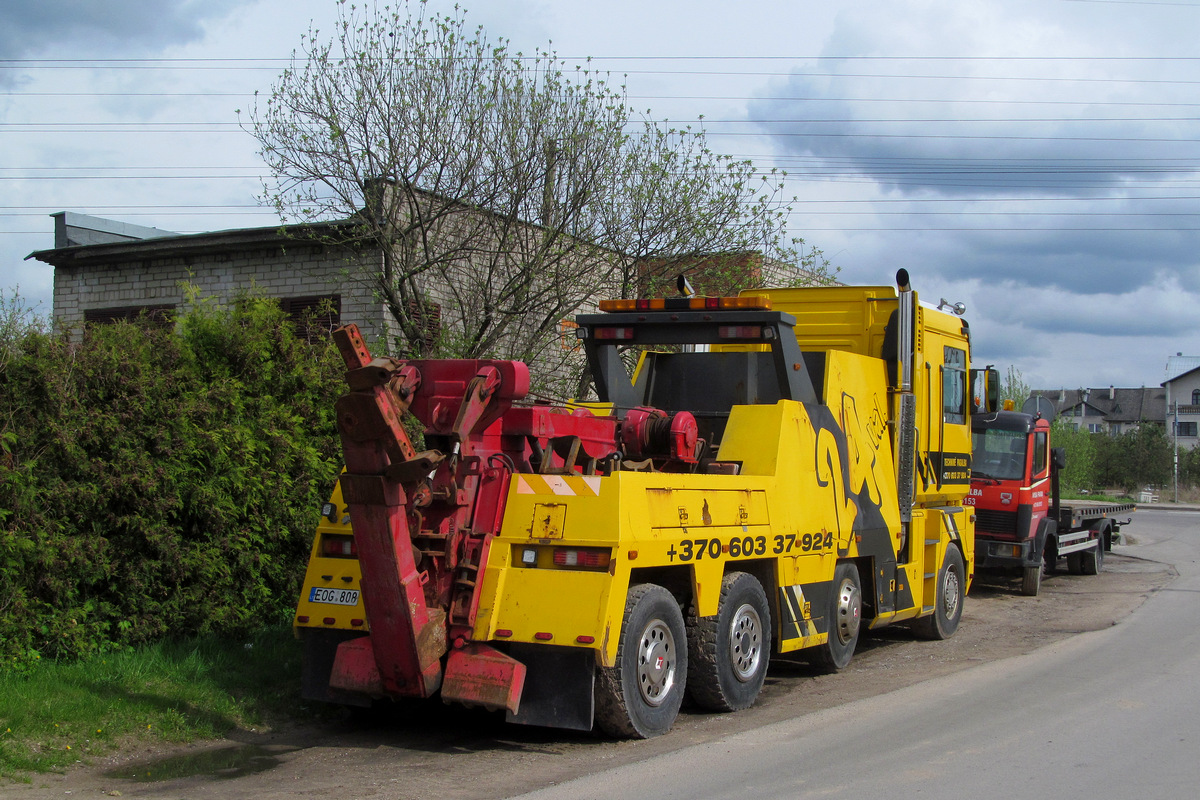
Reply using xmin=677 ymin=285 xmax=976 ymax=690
xmin=4 ymin=0 xmax=1200 ymax=391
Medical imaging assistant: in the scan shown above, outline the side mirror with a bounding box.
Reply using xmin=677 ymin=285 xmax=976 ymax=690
xmin=1052 ymin=447 xmax=1067 ymax=470
xmin=969 ymin=367 xmax=1000 ymax=414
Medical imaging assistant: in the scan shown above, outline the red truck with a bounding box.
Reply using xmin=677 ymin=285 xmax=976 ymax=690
xmin=969 ymin=410 xmax=1134 ymax=595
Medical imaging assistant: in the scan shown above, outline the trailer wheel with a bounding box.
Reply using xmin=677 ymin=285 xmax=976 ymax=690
xmin=1081 ymin=528 xmax=1105 ymax=575
xmin=809 ymin=562 xmax=861 ymax=673
xmin=913 ymin=545 xmax=965 ymax=640
xmin=687 ymin=572 xmax=771 ymax=712
xmin=595 ymin=583 xmax=687 ymax=738
xmin=1021 ymin=562 xmax=1043 ymax=596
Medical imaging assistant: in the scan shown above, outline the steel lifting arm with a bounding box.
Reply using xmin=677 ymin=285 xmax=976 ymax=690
xmin=327 ymin=325 xmax=446 ymax=699
xmin=324 ymin=326 xmax=530 ymax=714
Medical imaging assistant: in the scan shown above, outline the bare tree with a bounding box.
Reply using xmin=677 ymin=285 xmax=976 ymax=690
xmin=601 ymin=120 xmax=833 ymax=300
xmin=243 ymin=0 xmax=833 ymax=384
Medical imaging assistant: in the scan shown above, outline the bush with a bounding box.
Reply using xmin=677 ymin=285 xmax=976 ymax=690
xmin=0 ymin=292 xmax=344 ymax=670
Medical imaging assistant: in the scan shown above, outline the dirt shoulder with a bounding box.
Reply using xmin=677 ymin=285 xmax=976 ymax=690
xmin=10 ymin=551 xmax=1174 ymax=800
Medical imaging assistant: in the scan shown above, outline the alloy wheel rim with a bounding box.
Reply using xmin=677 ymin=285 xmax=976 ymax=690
xmin=728 ymin=603 xmax=762 ymax=682
xmin=637 ymin=619 xmax=676 ymax=706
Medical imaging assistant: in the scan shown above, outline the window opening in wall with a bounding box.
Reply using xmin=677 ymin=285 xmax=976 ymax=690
xmin=280 ymin=294 xmax=341 ymax=340
xmin=84 ymin=305 xmax=176 ymax=328
xmin=409 ymin=299 xmax=442 ymax=355
xmin=1177 ymin=421 xmax=1198 ymax=438
xmin=1192 ymin=389 xmax=1200 ymax=406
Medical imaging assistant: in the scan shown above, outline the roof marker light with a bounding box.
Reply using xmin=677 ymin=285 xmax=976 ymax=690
xmin=598 ymin=296 xmax=771 ymax=313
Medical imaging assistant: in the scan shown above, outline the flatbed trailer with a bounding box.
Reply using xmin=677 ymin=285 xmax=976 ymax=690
xmin=1056 ymin=502 xmax=1136 ymax=533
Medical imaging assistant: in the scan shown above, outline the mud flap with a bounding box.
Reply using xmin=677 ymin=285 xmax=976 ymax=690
xmin=328 ymin=635 xmax=385 ymax=697
xmin=300 ymin=629 xmax=374 ymax=707
xmin=505 ymin=644 xmax=595 ymax=732
xmin=441 ymin=643 xmax=526 ymax=714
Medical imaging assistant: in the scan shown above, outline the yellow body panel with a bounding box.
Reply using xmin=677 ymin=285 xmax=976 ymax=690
xmin=293 ymin=480 xmax=368 ymax=634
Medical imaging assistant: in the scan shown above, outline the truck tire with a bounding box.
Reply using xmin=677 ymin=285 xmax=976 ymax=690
xmin=913 ymin=545 xmax=965 ymax=640
xmin=809 ymin=562 xmax=861 ymax=673
xmin=1021 ymin=562 xmax=1043 ymax=597
xmin=595 ymin=583 xmax=688 ymax=739
xmin=687 ymin=572 xmax=772 ymax=712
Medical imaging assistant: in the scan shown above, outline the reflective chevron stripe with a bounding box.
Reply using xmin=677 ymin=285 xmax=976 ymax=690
xmin=514 ymin=475 xmax=602 ymax=497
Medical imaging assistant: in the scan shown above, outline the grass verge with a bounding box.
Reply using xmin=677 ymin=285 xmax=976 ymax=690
xmin=0 ymin=624 xmax=310 ymax=780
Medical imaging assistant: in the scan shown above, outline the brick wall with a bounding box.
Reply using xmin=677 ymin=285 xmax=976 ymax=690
xmin=53 ymin=242 xmax=392 ymax=344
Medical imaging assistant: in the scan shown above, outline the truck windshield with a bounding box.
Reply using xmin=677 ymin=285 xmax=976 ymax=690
xmin=972 ymin=428 xmax=1027 ymax=481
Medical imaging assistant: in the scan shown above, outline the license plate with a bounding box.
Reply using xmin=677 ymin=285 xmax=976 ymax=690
xmin=308 ymin=586 xmax=360 ymax=606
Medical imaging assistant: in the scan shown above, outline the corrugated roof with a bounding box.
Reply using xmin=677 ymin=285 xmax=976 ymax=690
xmin=1166 ymin=355 xmax=1200 ymax=383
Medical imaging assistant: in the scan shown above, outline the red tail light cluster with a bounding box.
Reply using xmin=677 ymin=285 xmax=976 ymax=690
xmin=718 ymin=325 xmax=763 ymax=339
xmin=321 ymin=534 xmax=357 ymax=558
xmin=594 ymin=327 xmax=635 ymax=340
xmin=552 ymin=547 xmax=611 ymax=570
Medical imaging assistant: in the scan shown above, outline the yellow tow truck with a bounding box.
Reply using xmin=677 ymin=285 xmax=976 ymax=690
xmin=294 ymin=270 xmax=993 ymax=737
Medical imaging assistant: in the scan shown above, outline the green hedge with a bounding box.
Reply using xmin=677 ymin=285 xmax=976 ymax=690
xmin=0 ymin=293 xmax=344 ymax=670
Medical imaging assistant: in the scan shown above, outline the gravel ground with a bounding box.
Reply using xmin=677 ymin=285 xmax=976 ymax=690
xmin=9 ymin=549 xmax=1173 ymax=800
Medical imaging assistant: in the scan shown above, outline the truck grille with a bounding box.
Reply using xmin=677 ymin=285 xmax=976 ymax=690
xmin=975 ymin=509 xmax=1018 ymax=536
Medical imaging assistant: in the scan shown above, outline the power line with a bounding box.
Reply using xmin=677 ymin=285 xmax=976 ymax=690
xmin=11 ymin=91 xmax=1200 ymax=110
xmin=10 ymin=208 xmax=1200 ymax=218
xmin=8 ymin=55 xmax=1200 ymax=63
xmin=5 ymin=60 xmax=1200 ymax=86
xmin=5 ymin=127 xmax=1200 ymax=146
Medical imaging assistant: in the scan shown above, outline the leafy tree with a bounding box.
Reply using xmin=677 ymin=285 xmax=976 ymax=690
xmin=1050 ymin=417 xmax=1096 ymax=491
xmin=243 ymin=0 xmax=833 ymax=384
xmin=1178 ymin=445 xmax=1200 ymax=488
xmin=1000 ymin=365 xmax=1030 ymax=410
xmin=1095 ymin=424 xmax=1171 ymax=495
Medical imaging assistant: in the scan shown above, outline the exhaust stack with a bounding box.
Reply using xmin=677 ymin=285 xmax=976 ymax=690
xmin=895 ymin=269 xmax=916 ymax=527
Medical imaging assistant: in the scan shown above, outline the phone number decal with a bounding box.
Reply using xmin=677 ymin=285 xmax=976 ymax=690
xmin=666 ymin=532 xmax=833 ymax=562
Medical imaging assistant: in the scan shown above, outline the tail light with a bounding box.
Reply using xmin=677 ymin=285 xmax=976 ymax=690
xmin=718 ymin=325 xmax=762 ymax=339
xmin=594 ymin=327 xmax=635 ymax=340
xmin=321 ymin=534 xmax=357 ymax=558
xmin=598 ymin=296 xmax=771 ymax=312
xmin=552 ymin=547 xmax=611 ymax=570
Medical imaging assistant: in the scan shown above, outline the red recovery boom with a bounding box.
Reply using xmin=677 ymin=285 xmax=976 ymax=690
xmin=325 ymin=324 xmax=619 ymax=712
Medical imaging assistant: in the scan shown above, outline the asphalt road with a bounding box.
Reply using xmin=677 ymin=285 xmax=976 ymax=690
xmin=512 ymin=507 xmax=1200 ymax=800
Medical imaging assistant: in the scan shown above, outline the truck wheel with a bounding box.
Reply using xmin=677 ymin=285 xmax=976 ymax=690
xmin=687 ymin=572 xmax=772 ymax=712
xmin=1021 ymin=562 xmax=1043 ymax=597
xmin=913 ymin=546 xmax=965 ymax=640
xmin=809 ymin=562 xmax=861 ymax=673
xmin=1081 ymin=531 xmax=1105 ymax=575
xmin=595 ymin=583 xmax=687 ymax=738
